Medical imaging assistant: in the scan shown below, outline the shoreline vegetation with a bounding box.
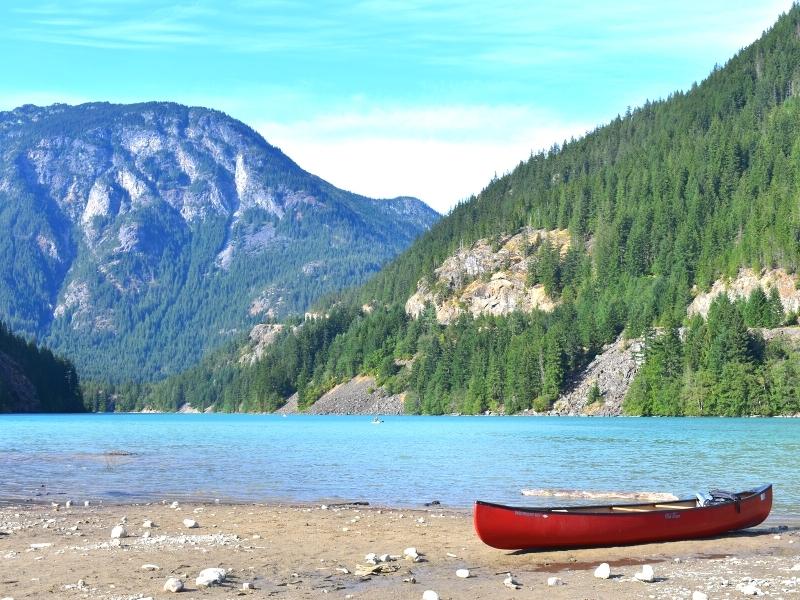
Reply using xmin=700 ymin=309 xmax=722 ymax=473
xmin=0 ymin=500 xmax=797 ymax=599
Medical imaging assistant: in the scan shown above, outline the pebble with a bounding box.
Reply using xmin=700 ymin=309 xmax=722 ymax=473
xmin=739 ymin=583 xmax=763 ymax=596
xmin=110 ymin=525 xmax=127 ymax=539
xmin=183 ymin=518 xmax=199 ymax=528
xmin=504 ymin=575 xmax=521 ymax=589
xmin=29 ymin=543 xmax=52 ymax=549
xmin=692 ymin=592 xmax=709 ymax=600
xmin=791 ymin=563 xmax=800 ymax=571
xmin=163 ymin=577 xmax=184 ymax=593
xmin=456 ymin=568 xmax=470 ymax=578
xmin=142 ymin=531 xmax=151 ymax=539
xmin=170 ymin=501 xmax=180 ymax=509
xmin=141 ymin=564 xmax=160 ymax=571
xmin=196 ymin=567 xmax=227 ymax=587
xmin=242 ymin=582 xmax=254 ymax=590
xmin=142 ymin=520 xmax=154 ymax=528
xmin=403 ymin=547 xmax=420 ymax=561
xmin=404 ymin=576 xmax=417 ymax=584
xmin=422 ymin=591 xmax=439 ymax=600
xmin=547 ymin=576 xmax=564 ymax=586
xmin=634 ymin=564 xmax=655 ymax=582
xmin=594 ymin=562 xmax=611 ymax=579
xmin=65 ymin=500 xmax=72 ymax=508
xmin=83 ymin=501 xmax=90 ymax=507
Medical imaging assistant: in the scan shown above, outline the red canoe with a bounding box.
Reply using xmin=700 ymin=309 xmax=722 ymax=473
xmin=474 ymin=484 xmax=772 ymax=550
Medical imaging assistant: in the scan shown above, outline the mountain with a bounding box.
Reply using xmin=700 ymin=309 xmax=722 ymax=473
xmin=0 ymin=321 xmax=84 ymax=413
xmin=103 ymin=7 xmax=800 ymax=416
xmin=0 ymin=102 xmax=439 ymax=381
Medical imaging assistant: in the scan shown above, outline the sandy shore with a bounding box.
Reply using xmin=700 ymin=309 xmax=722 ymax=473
xmin=0 ymin=501 xmax=797 ymax=599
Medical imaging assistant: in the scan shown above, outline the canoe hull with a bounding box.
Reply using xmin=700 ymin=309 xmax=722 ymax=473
xmin=474 ymin=484 xmax=772 ymax=550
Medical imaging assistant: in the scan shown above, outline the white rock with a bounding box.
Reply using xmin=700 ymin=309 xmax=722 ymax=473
xmin=163 ymin=577 xmax=184 ymax=592
xmin=365 ymin=552 xmax=377 ymax=564
xmin=183 ymin=518 xmax=199 ymax=529
xmin=594 ymin=562 xmax=611 ymax=579
xmin=739 ymin=583 xmax=763 ymax=596
xmin=170 ymin=501 xmax=180 ymax=509
xmin=417 ymin=517 xmax=425 ymax=523
xmin=634 ymin=564 xmax=655 ymax=582
xmin=791 ymin=563 xmax=800 ymax=571
xmin=141 ymin=564 xmax=160 ymax=571
xmin=142 ymin=520 xmax=154 ymax=528
xmin=378 ymin=553 xmax=391 ymax=562
xmin=403 ymin=547 xmax=420 ymax=561
xmin=504 ymin=575 xmax=521 ymax=589
xmin=456 ymin=568 xmax=470 ymax=578
xmin=29 ymin=543 xmax=52 ymax=549
xmin=142 ymin=530 xmax=151 ymax=539
xmin=196 ymin=567 xmax=226 ymax=587
xmin=242 ymin=581 xmax=254 ymax=590
xmin=65 ymin=500 xmax=72 ymax=508
xmin=422 ymin=591 xmax=439 ymax=600
xmin=83 ymin=501 xmax=90 ymax=507
xmin=119 ymin=516 xmax=127 ymax=524
xmin=692 ymin=592 xmax=709 ymax=600
xmin=547 ymin=576 xmax=564 ymax=586
xmin=110 ymin=525 xmax=127 ymax=539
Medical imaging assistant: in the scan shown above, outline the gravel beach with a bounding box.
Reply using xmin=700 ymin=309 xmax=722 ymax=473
xmin=0 ymin=501 xmax=797 ymax=599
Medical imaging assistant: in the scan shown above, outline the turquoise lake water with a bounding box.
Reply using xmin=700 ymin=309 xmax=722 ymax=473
xmin=0 ymin=414 xmax=797 ymax=515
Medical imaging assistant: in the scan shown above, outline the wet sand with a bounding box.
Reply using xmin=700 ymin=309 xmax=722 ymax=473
xmin=0 ymin=500 xmax=797 ymax=599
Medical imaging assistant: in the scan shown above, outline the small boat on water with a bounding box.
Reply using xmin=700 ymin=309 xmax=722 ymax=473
xmin=474 ymin=483 xmax=772 ymax=550
xmin=371 ymin=416 xmax=384 ymax=424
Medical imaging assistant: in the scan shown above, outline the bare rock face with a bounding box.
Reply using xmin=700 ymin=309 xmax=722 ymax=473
xmin=239 ymin=323 xmax=286 ymax=364
xmin=552 ymin=335 xmax=644 ymax=416
xmin=688 ymin=268 xmax=800 ymax=317
xmin=274 ymin=376 xmax=404 ymax=415
xmin=405 ymin=228 xmax=571 ymax=324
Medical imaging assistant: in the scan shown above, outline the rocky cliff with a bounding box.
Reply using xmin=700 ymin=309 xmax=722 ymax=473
xmin=405 ymin=228 xmax=571 ymax=323
xmin=0 ymin=102 xmax=438 ymax=380
xmin=688 ymin=268 xmax=800 ymax=318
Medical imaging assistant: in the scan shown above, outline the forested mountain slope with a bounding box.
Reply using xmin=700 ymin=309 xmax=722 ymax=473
xmin=0 ymin=322 xmax=83 ymax=413
xmin=136 ymin=7 xmax=800 ymax=416
xmin=0 ymin=102 xmax=438 ymax=381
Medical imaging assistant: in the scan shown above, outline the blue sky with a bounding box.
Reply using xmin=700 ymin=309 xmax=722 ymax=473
xmin=0 ymin=1 xmax=794 ymax=212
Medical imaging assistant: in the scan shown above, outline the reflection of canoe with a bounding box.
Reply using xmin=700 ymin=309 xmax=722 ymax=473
xmin=474 ymin=484 xmax=772 ymax=550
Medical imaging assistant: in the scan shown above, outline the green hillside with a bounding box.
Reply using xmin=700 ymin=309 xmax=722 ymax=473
xmin=0 ymin=322 xmax=84 ymax=413
xmin=138 ymin=7 xmax=800 ymax=416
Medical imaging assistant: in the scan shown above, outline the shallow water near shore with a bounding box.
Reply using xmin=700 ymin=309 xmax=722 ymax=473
xmin=0 ymin=414 xmax=797 ymax=515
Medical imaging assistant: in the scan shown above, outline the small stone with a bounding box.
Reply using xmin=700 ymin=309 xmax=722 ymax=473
xmin=141 ymin=564 xmax=160 ymax=571
xmin=634 ymin=565 xmax=655 ymax=583
xmin=378 ymin=553 xmax=391 ymax=562
xmin=183 ymin=518 xmax=198 ymax=528
xmin=504 ymin=575 xmax=521 ymax=589
xmin=163 ymin=577 xmax=184 ymax=592
xmin=170 ymin=501 xmax=180 ymax=509
xmin=142 ymin=520 xmax=154 ymax=528
xmin=29 ymin=543 xmax=52 ymax=549
xmin=403 ymin=576 xmax=417 ymax=584
xmin=674 ymin=557 xmax=682 ymax=563
xmin=83 ymin=501 xmax=90 ymax=507
xmin=110 ymin=525 xmax=127 ymax=539
xmin=739 ymin=583 xmax=762 ymax=595
xmin=65 ymin=500 xmax=72 ymax=508
xmin=547 ymin=576 xmax=564 ymax=586
xmin=417 ymin=517 xmax=425 ymax=524
xmin=119 ymin=516 xmax=127 ymax=524
xmin=365 ymin=552 xmax=378 ymax=564
xmin=252 ymin=534 xmax=261 ymax=539
xmin=336 ymin=567 xmax=350 ymax=574
xmin=773 ymin=534 xmax=782 ymax=540
xmin=692 ymin=592 xmax=709 ymax=600
xmin=456 ymin=568 xmax=470 ymax=578
xmin=594 ymin=563 xmax=611 ymax=579
xmin=791 ymin=563 xmax=800 ymax=571
xmin=422 ymin=591 xmax=439 ymax=600
xmin=242 ymin=582 xmax=254 ymax=590
xmin=196 ymin=567 xmax=226 ymax=587
xmin=142 ymin=530 xmax=151 ymax=539
xmin=403 ymin=547 xmax=420 ymax=561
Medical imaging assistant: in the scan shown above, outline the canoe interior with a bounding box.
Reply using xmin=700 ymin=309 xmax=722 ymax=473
xmin=476 ymin=483 xmax=771 ymax=515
